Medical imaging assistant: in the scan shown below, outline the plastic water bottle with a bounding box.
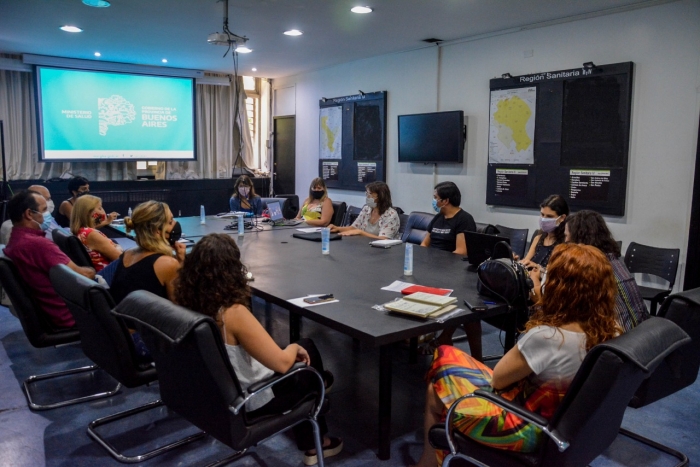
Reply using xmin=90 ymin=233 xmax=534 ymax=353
xmin=237 ymin=214 xmax=245 ymax=236
xmin=404 ymin=243 xmax=413 ymax=276
xmin=200 ymin=205 xmax=206 ymax=224
xmin=321 ymin=227 xmax=330 ymax=255
xmin=127 ymin=207 xmax=132 ymax=218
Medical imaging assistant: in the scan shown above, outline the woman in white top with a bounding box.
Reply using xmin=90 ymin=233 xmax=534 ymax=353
xmin=174 ymin=234 xmax=342 ymax=465
xmin=412 ymin=243 xmax=621 ymax=467
xmin=329 ymin=181 xmax=400 ymax=239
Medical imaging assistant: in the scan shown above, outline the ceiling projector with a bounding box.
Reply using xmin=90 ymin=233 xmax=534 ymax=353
xmin=207 ymin=32 xmax=232 ymax=46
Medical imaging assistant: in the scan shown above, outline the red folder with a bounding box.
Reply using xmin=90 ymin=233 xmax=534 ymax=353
xmin=401 ymin=285 xmax=452 ymax=296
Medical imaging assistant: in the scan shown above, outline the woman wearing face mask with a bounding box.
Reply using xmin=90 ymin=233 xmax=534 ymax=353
xmin=296 ymin=177 xmax=334 ymax=227
xmin=109 ymin=200 xmax=186 ymax=304
xmin=328 ymin=181 xmax=400 ymax=239
xmin=70 ymin=195 xmax=123 ymax=272
xmin=56 ymin=176 xmax=118 ymax=228
xmin=229 ymin=175 xmax=263 ymax=215
xmin=520 ymin=194 xmax=569 ymax=269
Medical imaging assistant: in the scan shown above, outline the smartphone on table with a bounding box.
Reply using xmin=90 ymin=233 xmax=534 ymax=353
xmin=303 ymin=294 xmax=334 ymax=304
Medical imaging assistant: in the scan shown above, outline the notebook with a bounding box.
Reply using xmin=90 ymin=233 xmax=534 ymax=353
xmin=464 ymin=231 xmax=511 ymax=267
xmin=267 ymin=201 xmax=302 ymax=226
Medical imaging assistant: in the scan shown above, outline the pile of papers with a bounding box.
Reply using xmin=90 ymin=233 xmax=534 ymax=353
xmin=383 ymin=292 xmax=457 ymax=319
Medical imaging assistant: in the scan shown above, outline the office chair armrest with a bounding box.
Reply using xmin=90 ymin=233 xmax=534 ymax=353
xmin=230 ymin=363 xmax=325 ymax=417
xmin=442 ymin=390 xmax=569 ymax=455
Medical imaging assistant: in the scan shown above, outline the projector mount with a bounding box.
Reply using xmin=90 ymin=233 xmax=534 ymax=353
xmin=208 ymin=0 xmax=248 ymax=54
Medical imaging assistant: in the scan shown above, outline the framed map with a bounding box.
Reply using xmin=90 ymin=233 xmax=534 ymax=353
xmin=319 ymin=106 xmax=342 ymax=160
xmin=488 ymin=86 xmax=536 ymax=164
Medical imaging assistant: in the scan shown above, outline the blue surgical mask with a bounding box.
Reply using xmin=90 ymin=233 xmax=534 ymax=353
xmin=539 ymin=216 xmax=561 ymax=233
xmin=31 ymin=210 xmax=53 ymax=231
xmin=432 ymin=199 xmax=440 ymax=213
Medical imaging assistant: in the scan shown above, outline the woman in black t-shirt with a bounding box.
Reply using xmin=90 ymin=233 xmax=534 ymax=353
xmin=421 ymin=181 xmax=476 ymax=255
xmin=420 ymin=182 xmax=482 ymax=361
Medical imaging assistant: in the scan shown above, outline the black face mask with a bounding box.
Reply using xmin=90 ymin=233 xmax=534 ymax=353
xmin=311 ymin=190 xmax=324 ymax=200
xmin=167 ymin=221 xmax=182 ymax=246
xmin=76 ymin=190 xmax=90 ymax=197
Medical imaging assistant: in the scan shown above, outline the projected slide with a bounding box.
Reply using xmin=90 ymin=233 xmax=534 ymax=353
xmin=37 ymin=67 xmax=195 ymax=161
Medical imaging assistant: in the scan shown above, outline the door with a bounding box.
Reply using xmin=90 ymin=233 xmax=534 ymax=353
xmin=273 ymin=116 xmax=295 ymax=195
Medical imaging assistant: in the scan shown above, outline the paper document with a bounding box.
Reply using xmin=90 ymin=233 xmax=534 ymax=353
xmin=296 ymin=227 xmax=323 ymax=233
xmin=287 ymin=294 xmax=339 ymax=308
xmin=381 ymin=280 xmax=416 ymax=292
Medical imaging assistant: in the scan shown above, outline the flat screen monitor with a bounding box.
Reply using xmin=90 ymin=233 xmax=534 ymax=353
xmin=398 ymin=110 xmax=464 ymax=163
xmin=35 ymin=66 xmax=196 ymax=162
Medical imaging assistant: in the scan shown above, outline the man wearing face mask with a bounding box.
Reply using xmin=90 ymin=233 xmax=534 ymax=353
xmin=4 ymin=190 xmax=96 ymax=328
xmin=1 ymin=185 xmax=59 ymax=244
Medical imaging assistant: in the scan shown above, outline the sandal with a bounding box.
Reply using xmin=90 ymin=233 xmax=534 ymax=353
xmin=303 ymin=437 xmax=343 ymax=465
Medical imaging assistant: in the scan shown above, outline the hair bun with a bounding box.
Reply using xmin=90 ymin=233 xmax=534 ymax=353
xmin=124 ymin=217 xmax=134 ymax=231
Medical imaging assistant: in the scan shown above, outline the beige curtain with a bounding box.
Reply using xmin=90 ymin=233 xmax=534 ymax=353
xmin=166 ymin=75 xmax=255 ymax=180
xmin=0 ymin=68 xmax=135 ymax=181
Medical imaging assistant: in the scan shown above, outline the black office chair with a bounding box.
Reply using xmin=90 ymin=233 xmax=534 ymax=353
xmin=49 ymin=264 xmax=205 ymax=463
xmin=475 ymin=223 xmax=499 ymax=235
xmin=113 ymin=290 xmax=328 ymax=466
xmin=619 ymin=288 xmax=700 ymax=467
xmin=274 ymin=194 xmax=300 ymax=219
xmin=429 ymin=317 xmax=690 ymax=467
xmin=401 ymin=211 xmax=433 ymax=245
xmin=0 ymin=247 xmax=119 ymax=410
xmin=494 ymin=225 xmax=529 ymax=259
xmin=397 ymin=213 xmax=409 ymax=237
xmin=341 ymin=205 xmax=363 ymax=227
xmin=624 ymin=242 xmax=680 ymax=315
xmin=52 ymin=228 xmax=93 ymax=268
xmin=331 ymin=201 xmax=347 ymax=226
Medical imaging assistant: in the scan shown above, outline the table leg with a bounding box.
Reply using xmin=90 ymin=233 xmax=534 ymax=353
xmin=289 ymin=312 xmax=301 ymax=343
xmin=378 ymin=344 xmax=392 ymax=460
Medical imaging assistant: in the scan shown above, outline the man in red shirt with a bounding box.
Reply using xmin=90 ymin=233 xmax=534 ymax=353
xmin=4 ymin=190 xmax=95 ymax=328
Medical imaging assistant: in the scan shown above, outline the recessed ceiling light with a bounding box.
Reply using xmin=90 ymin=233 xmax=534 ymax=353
xmin=94 ymin=52 xmax=101 ymax=57
xmin=82 ymin=0 xmax=110 ymax=7
xmin=351 ymin=6 xmax=373 ymax=14
xmin=235 ymin=46 xmax=252 ymax=53
xmin=252 ymin=68 xmax=257 ymax=72
xmin=284 ymin=29 xmax=303 ymax=36
xmin=60 ymin=25 xmax=83 ymax=33
xmin=162 ymin=58 xmax=168 ymax=63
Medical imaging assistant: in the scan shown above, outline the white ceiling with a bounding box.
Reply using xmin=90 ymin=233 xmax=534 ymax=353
xmin=0 ymin=0 xmax=668 ymax=79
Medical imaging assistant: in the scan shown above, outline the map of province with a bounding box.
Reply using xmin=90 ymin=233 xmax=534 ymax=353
xmin=488 ymin=87 xmax=536 ymax=164
xmin=319 ymin=106 xmax=342 ymax=160
xmin=98 ymin=95 xmax=136 ymax=136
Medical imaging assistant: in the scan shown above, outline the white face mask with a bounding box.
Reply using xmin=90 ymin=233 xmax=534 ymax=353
xmin=46 ymin=199 xmax=55 ymax=214
xmin=238 ymin=186 xmax=251 ymax=197
xmin=366 ymin=197 xmax=377 ymax=208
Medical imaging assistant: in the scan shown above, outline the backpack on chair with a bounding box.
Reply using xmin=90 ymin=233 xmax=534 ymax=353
xmin=476 ymin=241 xmax=532 ymax=308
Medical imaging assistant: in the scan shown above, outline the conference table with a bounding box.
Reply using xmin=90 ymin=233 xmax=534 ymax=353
xmin=109 ymin=216 xmax=511 ymax=460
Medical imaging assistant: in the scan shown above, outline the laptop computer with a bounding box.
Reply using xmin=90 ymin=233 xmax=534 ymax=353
xmin=464 ymin=231 xmax=511 ymax=269
xmin=267 ymin=201 xmax=302 ymax=226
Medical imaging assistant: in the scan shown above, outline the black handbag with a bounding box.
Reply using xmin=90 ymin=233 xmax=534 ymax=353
xmin=476 ymin=241 xmax=533 ymax=307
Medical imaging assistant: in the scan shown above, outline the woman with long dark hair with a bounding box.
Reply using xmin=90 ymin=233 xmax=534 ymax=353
xmin=230 ymin=175 xmax=263 ymax=215
xmin=329 ymin=181 xmax=400 ymax=239
xmin=520 ymin=194 xmax=569 ymax=268
xmin=175 ymin=234 xmax=342 ymax=465
xmin=412 ymin=244 xmax=620 ymax=467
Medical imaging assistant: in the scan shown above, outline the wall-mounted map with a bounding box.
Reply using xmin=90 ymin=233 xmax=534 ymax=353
xmin=488 ymin=86 xmax=536 ymax=164
xmin=319 ymin=106 xmax=342 ymax=160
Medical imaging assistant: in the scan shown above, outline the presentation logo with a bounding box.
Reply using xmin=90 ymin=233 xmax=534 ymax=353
xmin=98 ymin=95 xmax=136 ymax=136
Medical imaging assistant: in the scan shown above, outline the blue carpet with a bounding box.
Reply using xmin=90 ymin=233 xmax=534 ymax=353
xmin=0 ymin=299 xmax=697 ymax=466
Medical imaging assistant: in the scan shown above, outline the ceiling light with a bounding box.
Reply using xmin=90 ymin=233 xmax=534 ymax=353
xmin=94 ymin=52 xmax=101 ymax=57
xmin=162 ymin=59 xmax=168 ymax=63
xmin=284 ymin=29 xmax=303 ymax=36
xmin=351 ymin=6 xmax=373 ymax=14
xmin=82 ymin=0 xmax=110 ymax=7
xmin=252 ymin=68 xmax=257 ymax=72
xmin=235 ymin=46 xmax=252 ymax=53
xmin=60 ymin=25 xmax=82 ymax=33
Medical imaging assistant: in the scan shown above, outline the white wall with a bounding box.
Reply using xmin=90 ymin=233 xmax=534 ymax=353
xmin=273 ymin=0 xmax=700 ymax=288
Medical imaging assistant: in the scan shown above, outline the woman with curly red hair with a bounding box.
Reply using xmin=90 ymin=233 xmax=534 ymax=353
xmin=412 ymin=243 xmax=621 ymax=467
xmin=174 ymin=234 xmax=342 ymax=465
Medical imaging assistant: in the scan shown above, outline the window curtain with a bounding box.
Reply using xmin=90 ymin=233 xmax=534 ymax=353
xmin=166 ymin=75 xmax=255 ymax=179
xmin=259 ymin=78 xmax=271 ymax=173
xmin=0 ymin=67 xmax=136 ymax=182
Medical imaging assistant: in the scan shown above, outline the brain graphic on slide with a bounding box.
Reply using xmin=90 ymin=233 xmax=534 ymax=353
xmin=98 ymin=95 xmax=136 ymax=136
